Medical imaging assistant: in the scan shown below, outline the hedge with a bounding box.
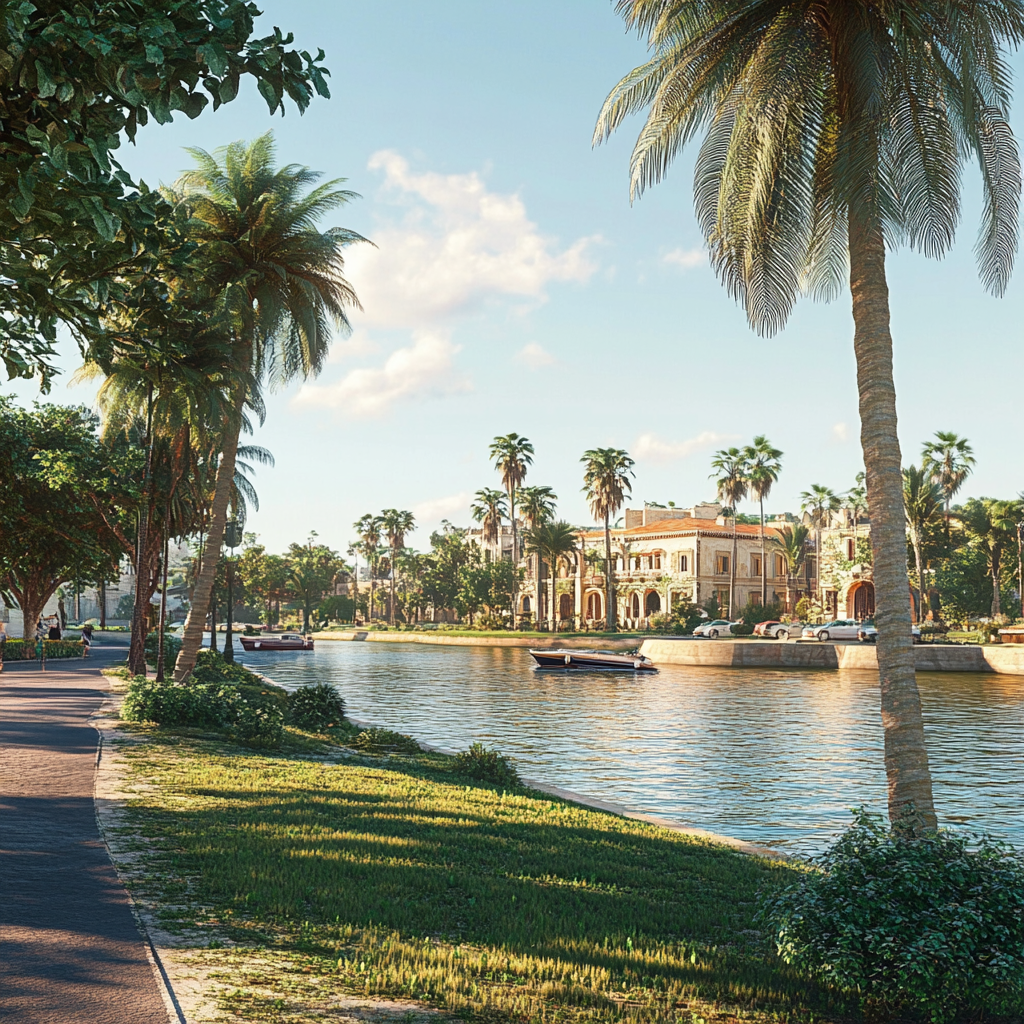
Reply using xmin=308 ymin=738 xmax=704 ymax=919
xmin=1 ymin=638 xmax=84 ymax=660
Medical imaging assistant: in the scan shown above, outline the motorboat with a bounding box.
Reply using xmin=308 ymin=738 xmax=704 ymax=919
xmin=239 ymin=633 xmax=314 ymax=652
xmin=529 ymin=648 xmax=657 ymax=672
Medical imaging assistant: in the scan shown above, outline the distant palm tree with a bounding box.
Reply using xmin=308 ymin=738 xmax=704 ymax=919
xmin=170 ymin=132 xmax=365 ymax=682
xmin=380 ymin=509 xmax=415 ymax=625
xmin=489 ymin=433 xmax=534 ymax=609
xmin=903 ymin=466 xmax=944 ymax=622
xmin=922 ymin=432 xmax=976 ymax=516
xmin=517 ymin=485 xmax=557 ymax=618
xmin=524 ymin=520 xmax=579 ymax=632
xmin=710 ymin=447 xmax=749 ymax=618
xmin=800 ymin=485 xmax=841 ymax=610
xmin=772 ymin=524 xmax=810 ymax=612
xmin=582 ymin=448 xmax=634 ymax=632
xmin=471 ymin=488 xmax=508 ymax=563
xmin=845 ymin=472 xmax=868 ymax=555
xmin=354 ymin=514 xmax=383 ymax=623
xmin=743 ymin=436 xmax=783 ymax=606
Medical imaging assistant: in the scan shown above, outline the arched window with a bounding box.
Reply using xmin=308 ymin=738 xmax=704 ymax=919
xmin=559 ymin=593 xmax=573 ymax=621
xmin=645 ymin=591 xmax=661 ymax=615
xmin=586 ymin=592 xmax=602 ymax=620
xmin=522 ymin=596 xmax=531 ymax=613
xmin=630 ymin=593 xmax=641 ymax=618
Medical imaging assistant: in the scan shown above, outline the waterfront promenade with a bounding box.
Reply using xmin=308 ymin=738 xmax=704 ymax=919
xmin=0 ymin=638 xmax=170 ymax=1024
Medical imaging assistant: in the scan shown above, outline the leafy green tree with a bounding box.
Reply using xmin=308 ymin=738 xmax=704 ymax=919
xmin=422 ymin=523 xmax=475 ymax=622
xmin=582 ymin=448 xmax=634 ymax=632
xmin=171 ymin=134 xmax=364 ymax=681
xmin=744 ymin=436 xmax=783 ymax=606
xmin=489 ymin=433 xmax=533 ymax=604
xmin=958 ymin=498 xmax=1023 ymax=619
xmin=772 ymin=523 xmax=810 ymax=612
xmin=287 ymin=536 xmax=343 ymax=633
xmin=711 ymin=447 xmax=750 ymax=617
xmin=0 ymin=399 xmax=120 ymax=636
xmin=903 ymin=466 xmax=945 ymax=621
xmin=0 ymin=0 xmax=330 ymax=385
xmin=593 ymin=0 xmax=1024 ymax=832
xmin=524 ymin=520 xmax=579 ymax=631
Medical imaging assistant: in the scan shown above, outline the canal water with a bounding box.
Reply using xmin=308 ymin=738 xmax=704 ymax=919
xmin=233 ymin=640 xmax=1024 ymax=857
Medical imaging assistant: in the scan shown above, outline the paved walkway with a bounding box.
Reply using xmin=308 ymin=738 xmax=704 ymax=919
xmin=0 ymin=638 xmax=170 ymax=1023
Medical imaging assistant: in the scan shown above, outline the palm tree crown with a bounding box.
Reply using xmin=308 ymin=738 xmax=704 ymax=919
xmin=903 ymin=465 xmax=945 ymax=622
xmin=744 ymin=436 xmax=783 ymax=605
xmin=517 ymin=485 xmax=557 ymax=531
xmin=710 ymin=447 xmax=750 ymax=618
xmin=524 ymin=520 xmax=579 ymax=632
xmin=380 ymin=509 xmax=415 ymax=626
xmin=471 ymin=488 xmax=508 ymax=558
xmin=922 ymin=431 xmax=976 ymax=512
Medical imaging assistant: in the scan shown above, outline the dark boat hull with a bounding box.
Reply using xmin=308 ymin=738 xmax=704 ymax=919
xmin=239 ymin=637 xmax=314 ymax=651
xmin=529 ymin=649 xmax=656 ymax=671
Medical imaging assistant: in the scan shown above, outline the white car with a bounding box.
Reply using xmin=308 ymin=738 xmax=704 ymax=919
xmin=801 ymin=619 xmax=862 ymax=642
xmin=858 ymin=624 xmax=921 ymax=644
xmin=693 ymin=619 xmax=738 ymax=639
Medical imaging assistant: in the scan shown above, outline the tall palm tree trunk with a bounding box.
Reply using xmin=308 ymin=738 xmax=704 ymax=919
xmin=155 ymin=504 xmax=170 ymax=682
xmin=604 ymin=515 xmax=616 ymax=632
xmin=729 ymin=518 xmax=737 ymax=618
xmin=173 ymin=386 xmax=244 ymax=682
xmin=128 ymin=385 xmax=155 ymax=676
xmin=911 ymin=535 xmax=925 ymax=624
xmin=759 ymin=497 xmax=767 ymax=606
xmin=991 ymin=545 xmax=1003 ymax=618
xmin=390 ymin=542 xmax=397 ymax=626
xmin=509 ymin=489 xmax=519 ymax=617
xmin=550 ymin=557 xmax=557 ymax=633
xmin=849 ymin=205 xmax=936 ymax=831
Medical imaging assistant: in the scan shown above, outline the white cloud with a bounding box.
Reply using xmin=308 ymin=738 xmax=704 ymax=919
xmin=634 ymin=431 xmax=737 ymax=464
xmin=345 ymin=151 xmax=599 ymax=330
xmin=516 ymin=342 xmax=555 ymax=369
xmin=832 ymin=422 xmax=850 ymax=442
xmin=293 ymin=332 xmax=470 ymax=418
xmin=413 ymin=491 xmax=472 ymax=524
xmin=662 ymin=247 xmax=706 ymax=270
xmin=325 ymin=328 xmax=377 ymax=364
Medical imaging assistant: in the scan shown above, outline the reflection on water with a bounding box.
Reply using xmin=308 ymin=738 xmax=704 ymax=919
xmin=232 ymin=639 xmax=1024 ymax=856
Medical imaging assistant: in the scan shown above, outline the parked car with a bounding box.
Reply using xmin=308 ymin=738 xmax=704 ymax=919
xmin=693 ymin=619 xmax=737 ymax=639
xmin=801 ymin=619 xmax=862 ymax=642
xmin=857 ymin=623 xmax=921 ymax=644
xmin=753 ymin=620 xmax=794 ymax=640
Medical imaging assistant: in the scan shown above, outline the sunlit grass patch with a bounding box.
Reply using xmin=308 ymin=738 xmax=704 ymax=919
xmin=119 ymin=733 xmax=848 ymax=1023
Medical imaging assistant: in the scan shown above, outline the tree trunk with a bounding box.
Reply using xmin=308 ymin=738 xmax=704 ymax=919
xmin=155 ymin=518 xmax=170 ymax=682
xmin=729 ymin=518 xmax=737 ymax=619
xmin=209 ymin=588 xmax=218 ymax=654
xmin=760 ymin=496 xmax=767 ymax=606
xmin=550 ymin=558 xmax=557 ymax=633
xmin=991 ymin=545 xmax=1002 ymax=618
xmin=849 ymin=204 xmax=937 ymax=832
xmin=223 ymin=558 xmax=234 ymax=663
xmin=128 ymin=385 xmax=155 ymax=676
xmin=911 ymin=535 xmax=925 ymax=625
xmin=173 ymin=386 xmax=244 ymax=682
xmin=604 ymin=516 xmax=616 ymax=632
xmin=390 ymin=543 xmax=397 ymax=626
xmin=99 ymin=579 xmax=107 ymax=629
xmin=509 ymin=488 xmax=518 ymax=616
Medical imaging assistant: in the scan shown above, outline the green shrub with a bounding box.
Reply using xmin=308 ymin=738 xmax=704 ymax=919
xmin=288 ymin=684 xmax=345 ymax=731
xmin=122 ymin=653 xmax=287 ymax=749
xmin=454 ymin=742 xmax=521 ymax=787
xmin=144 ymin=631 xmax=182 ymax=671
xmin=2 ymin=638 xmax=39 ymax=660
xmin=759 ymin=810 xmax=1024 ymax=1023
xmin=738 ymin=599 xmax=785 ymax=626
xmin=351 ymin=727 xmax=421 ymax=754
xmin=730 ymin=622 xmax=755 ymax=636
xmin=649 ymin=600 xmax=705 ymax=635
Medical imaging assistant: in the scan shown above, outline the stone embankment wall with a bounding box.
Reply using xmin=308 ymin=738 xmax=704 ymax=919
xmin=638 ymin=638 xmax=1024 ymax=674
xmin=318 ymin=631 xmax=640 ymax=650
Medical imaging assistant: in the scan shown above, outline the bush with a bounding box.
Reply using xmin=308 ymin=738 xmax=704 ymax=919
xmin=2 ymin=639 xmax=84 ymax=660
xmin=453 ymin=742 xmax=521 ymax=787
xmin=144 ymin=631 xmax=182 ymax=671
xmin=730 ymin=622 xmax=754 ymax=636
xmin=351 ymin=727 xmax=421 ymax=754
xmin=759 ymin=810 xmax=1024 ymax=1023
xmin=288 ymin=683 xmax=345 ymax=731
xmin=649 ymin=600 xmax=705 ymax=635
xmin=474 ymin=612 xmax=506 ymax=631
xmin=122 ymin=651 xmax=287 ymax=748
xmin=738 ymin=599 xmax=785 ymax=626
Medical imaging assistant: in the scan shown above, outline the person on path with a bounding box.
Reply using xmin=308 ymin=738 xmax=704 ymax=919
xmin=81 ymin=623 xmax=93 ymax=657
xmin=35 ymin=619 xmax=46 ymax=641
xmin=48 ymin=619 xmax=61 ymax=642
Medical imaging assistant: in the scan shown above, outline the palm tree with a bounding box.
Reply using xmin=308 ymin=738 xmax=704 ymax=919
xmin=517 ymin=485 xmax=557 ymax=619
xmin=471 ymin=488 xmax=508 ymax=563
xmin=581 ymin=448 xmax=634 ymax=632
xmin=743 ymin=436 xmax=783 ymax=606
xmin=380 ymin=509 xmax=415 ymax=625
xmin=846 ymin=472 xmax=869 ymax=555
xmin=903 ymin=466 xmax=945 ymax=622
xmin=170 ymin=132 xmax=365 ymax=682
xmin=800 ymin=485 xmax=841 ymax=611
xmin=710 ymin=447 xmax=749 ymax=618
xmin=922 ymin=432 xmax=976 ymax=517
xmin=355 ymin=514 xmax=383 ymax=624
xmin=592 ymin=0 xmax=1024 ymax=834
xmin=524 ymin=520 xmax=579 ymax=632
xmin=489 ymin=433 xmax=534 ymax=592
xmin=772 ymin=524 xmax=810 ymax=612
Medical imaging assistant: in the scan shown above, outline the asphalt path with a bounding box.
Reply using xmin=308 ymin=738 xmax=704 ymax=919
xmin=0 ymin=636 xmax=169 ymax=1024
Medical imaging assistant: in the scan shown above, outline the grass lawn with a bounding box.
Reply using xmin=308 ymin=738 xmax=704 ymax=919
xmin=115 ymin=727 xmax=849 ymax=1023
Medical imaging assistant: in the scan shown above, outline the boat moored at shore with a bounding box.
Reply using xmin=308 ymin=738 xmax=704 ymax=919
xmin=239 ymin=633 xmax=314 ymax=652
xmin=529 ymin=648 xmax=656 ymax=672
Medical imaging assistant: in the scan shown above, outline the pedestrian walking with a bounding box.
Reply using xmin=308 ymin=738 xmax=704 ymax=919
xmin=81 ymin=623 xmax=93 ymax=658
xmin=47 ymin=619 xmax=62 ymax=641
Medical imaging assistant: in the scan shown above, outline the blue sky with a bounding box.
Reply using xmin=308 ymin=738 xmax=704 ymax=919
xmin=8 ymin=2 xmax=1024 ymax=555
